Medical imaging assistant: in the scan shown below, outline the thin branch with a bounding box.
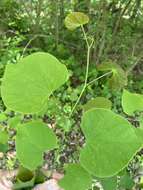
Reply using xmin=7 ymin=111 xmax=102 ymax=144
xmin=126 ymin=56 xmax=143 ymax=75
xmin=87 ymin=71 xmax=113 ymax=86
xmin=21 ymin=0 xmax=35 ymax=25
xmin=81 ymin=25 xmax=89 ymax=47
xmin=113 ymin=0 xmax=132 ymax=35
xmin=21 ymin=35 xmax=38 ymax=58
xmin=21 ymin=33 xmax=79 ymax=58
xmin=70 ymin=26 xmax=92 ymax=116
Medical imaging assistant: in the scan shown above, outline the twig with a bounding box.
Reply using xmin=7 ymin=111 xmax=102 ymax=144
xmin=21 ymin=35 xmax=38 ymax=58
xmin=21 ymin=33 xmax=79 ymax=57
xmin=81 ymin=25 xmax=89 ymax=47
xmin=70 ymin=26 xmax=93 ymax=116
xmin=126 ymin=56 xmax=143 ymax=75
xmin=87 ymin=71 xmax=113 ymax=86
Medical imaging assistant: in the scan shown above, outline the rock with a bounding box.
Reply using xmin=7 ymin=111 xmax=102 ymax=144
xmin=0 ymin=152 xmax=4 ymax=158
xmin=52 ymin=172 xmax=64 ymax=180
xmin=0 ymin=170 xmax=17 ymax=190
xmin=0 ymin=183 xmax=12 ymax=190
xmin=33 ymin=179 xmax=63 ymax=190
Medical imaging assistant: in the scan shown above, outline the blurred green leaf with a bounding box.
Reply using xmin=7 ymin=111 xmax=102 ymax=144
xmin=59 ymin=164 xmax=92 ymax=190
xmin=8 ymin=115 xmax=21 ymax=128
xmin=1 ymin=52 xmax=69 ymax=114
xmin=83 ymin=97 xmax=112 ymax=112
xmin=0 ymin=143 xmax=8 ymax=152
xmin=122 ymin=89 xmax=143 ymax=115
xmin=65 ymin=12 xmax=89 ymax=30
xmin=98 ymin=62 xmax=127 ymax=90
xmin=80 ymin=108 xmax=143 ymax=177
xmin=16 ymin=121 xmax=58 ymax=170
xmin=17 ymin=166 xmax=34 ymax=182
xmin=119 ymin=172 xmax=134 ymax=189
xmin=100 ymin=176 xmax=117 ymax=190
xmin=0 ymin=113 xmax=7 ymax=122
xmin=0 ymin=130 xmax=8 ymax=144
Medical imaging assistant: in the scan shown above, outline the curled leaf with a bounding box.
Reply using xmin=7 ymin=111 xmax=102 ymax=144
xmin=97 ymin=62 xmax=127 ymax=90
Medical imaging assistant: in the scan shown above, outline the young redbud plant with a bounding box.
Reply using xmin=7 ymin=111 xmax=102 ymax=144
xmin=0 ymin=12 xmax=143 ymax=190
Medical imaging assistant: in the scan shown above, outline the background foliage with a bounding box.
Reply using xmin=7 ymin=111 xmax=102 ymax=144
xmin=0 ymin=0 xmax=143 ymax=189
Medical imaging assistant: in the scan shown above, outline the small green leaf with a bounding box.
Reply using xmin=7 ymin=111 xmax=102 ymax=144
xmin=119 ymin=171 xmax=134 ymax=189
xmin=65 ymin=12 xmax=89 ymax=30
xmin=57 ymin=116 xmax=72 ymax=132
xmin=8 ymin=115 xmax=21 ymax=128
xmin=1 ymin=52 xmax=69 ymax=114
xmin=100 ymin=176 xmax=117 ymax=190
xmin=16 ymin=121 xmax=57 ymax=170
xmin=0 ymin=130 xmax=8 ymax=144
xmin=122 ymin=89 xmax=143 ymax=115
xmin=59 ymin=164 xmax=92 ymax=190
xmin=0 ymin=143 xmax=8 ymax=152
xmin=83 ymin=97 xmax=112 ymax=112
xmin=0 ymin=130 xmax=9 ymax=152
xmin=97 ymin=62 xmax=127 ymax=90
xmin=80 ymin=108 xmax=142 ymax=177
xmin=0 ymin=113 xmax=7 ymax=122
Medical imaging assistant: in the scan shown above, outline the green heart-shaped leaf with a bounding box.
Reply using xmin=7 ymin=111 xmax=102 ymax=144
xmin=97 ymin=62 xmax=127 ymax=90
xmin=1 ymin=52 xmax=69 ymax=114
xmin=16 ymin=121 xmax=57 ymax=170
xmin=80 ymin=108 xmax=143 ymax=177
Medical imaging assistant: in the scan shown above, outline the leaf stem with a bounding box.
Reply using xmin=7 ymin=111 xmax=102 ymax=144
xmin=70 ymin=25 xmax=113 ymax=116
xmin=87 ymin=71 xmax=113 ymax=86
xmin=70 ymin=26 xmax=92 ymax=116
xmin=126 ymin=56 xmax=143 ymax=75
xmin=81 ymin=25 xmax=89 ymax=47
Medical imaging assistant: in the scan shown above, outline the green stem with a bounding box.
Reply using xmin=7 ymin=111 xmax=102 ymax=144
xmin=70 ymin=25 xmax=112 ymax=116
xmin=84 ymin=46 xmax=90 ymax=86
xmin=70 ymin=71 xmax=113 ymax=116
xmin=81 ymin=25 xmax=89 ymax=47
xmin=126 ymin=56 xmax=142 ymax=75
xmin=70 ymin=85 xmax=86 ymax=116
xmin=87 ymin=71 xmax=113 ymax=86
xmin=21 ymin=35 xmax=38 ymax=58
xmin=70 ymin=26 xmax=92 ymax=116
